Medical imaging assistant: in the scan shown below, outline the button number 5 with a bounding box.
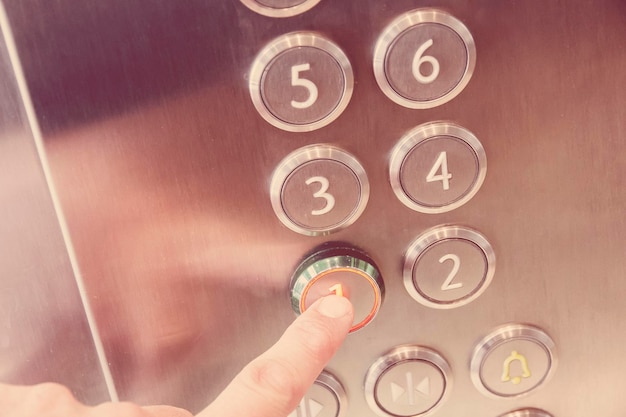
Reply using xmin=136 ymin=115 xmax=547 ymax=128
xmin=291 ymin=63 xmax=318 ymax=109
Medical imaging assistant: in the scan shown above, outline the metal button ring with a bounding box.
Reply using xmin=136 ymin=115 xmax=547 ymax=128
xmin=249 ymin=32 xmax=353 ymax=132
xmin=373 ymin=9 xmax=476 ymax=109
xmin=240 ymin=0 xmax=321 ymax=18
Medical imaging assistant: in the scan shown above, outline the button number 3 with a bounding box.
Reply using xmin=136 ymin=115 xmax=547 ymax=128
xmin=306 ymin=176 xmax=335 ymax=215
xmin=291 ymin=63 xmax=318 ymax=109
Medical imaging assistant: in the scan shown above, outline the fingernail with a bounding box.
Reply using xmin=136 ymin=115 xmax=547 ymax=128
xmin=317 ymin=295 xmax=352 ymax=318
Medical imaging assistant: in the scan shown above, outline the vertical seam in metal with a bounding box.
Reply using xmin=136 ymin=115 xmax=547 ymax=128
xmin=0 ymin=2 xmax=119 ymax=402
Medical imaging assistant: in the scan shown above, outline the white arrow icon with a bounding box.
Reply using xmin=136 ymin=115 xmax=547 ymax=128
xmin=390 ymin=373 xmax=431 ymax=404
xmin=288 ymin=398 xmax=324 ymax=417
xmin=416 ymin=377 xmax=430 ymax=397
xmin=391 ymin=382 xmax=405 ymax=402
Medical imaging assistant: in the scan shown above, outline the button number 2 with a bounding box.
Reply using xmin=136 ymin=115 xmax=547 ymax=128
xmin=439 ymin=253 xmax=463 ymax=291
xmin=306 ymin=176 xmax=335 ymax=215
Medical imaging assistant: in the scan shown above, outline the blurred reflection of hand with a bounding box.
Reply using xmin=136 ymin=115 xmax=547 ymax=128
xmin=0 ymin=295 xmax=353 ymax=417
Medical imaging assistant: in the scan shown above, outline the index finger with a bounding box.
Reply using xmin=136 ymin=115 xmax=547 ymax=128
xmin=198 ymin=295 xmax=353 ymax=417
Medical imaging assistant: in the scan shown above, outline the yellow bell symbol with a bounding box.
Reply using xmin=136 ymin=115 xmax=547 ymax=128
xmin=501 ymin=350 xmax=531 ymax=385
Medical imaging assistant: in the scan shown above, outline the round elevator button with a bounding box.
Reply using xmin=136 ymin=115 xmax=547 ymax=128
xmin=240 ymin=0 xmax=321 ymax=18
xmin=498 ymin=409 xmax=553 ymax=417
xmin=290 ymin=246 xmax=384 ymax=332
xmin=373 ymin=9 xmax=476 ymax=108
xmin=270 ymin=145 xmax=369 ymax=236
xmin=471 ymin=324 xmax=556 ymax=398
xmin=288 ymin=371 xmax=347 ymax=417
xmin=364 ymin=346 xmax=451 ymax=417
xmin=403 ymin=225 xmax=495 ymax=309
xmin=249 ymin=32 xmax=353 ymax=131
xmin=389 ymin=122 xmax=486 ymax=213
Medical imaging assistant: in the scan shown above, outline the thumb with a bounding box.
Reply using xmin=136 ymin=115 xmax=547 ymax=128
xmin=197 ymin=295 xmax=353 ymax=417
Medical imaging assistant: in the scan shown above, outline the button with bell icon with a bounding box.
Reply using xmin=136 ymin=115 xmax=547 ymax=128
xmin=470 ymin=324 xmax=556 ymax=398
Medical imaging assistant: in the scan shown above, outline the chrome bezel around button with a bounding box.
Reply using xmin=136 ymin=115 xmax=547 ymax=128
xmin=389 ymin=122 xmax=487 ymax=214
xmin=403 ymin=225 xmax=495 ymax=309
xmin=498 ymin=409 xmax=554 ymax=417
xmin=373 ymin=9 xmax=476 ymax=109
xmin=290 ymin=245 xmax=384 ymax=332
xmin=249 ymin=32 xmax=354 ymax=132
xmin=240 ymin=0 xmax=321 ymax=18
xmin=270 ymin=145 xmax=369 ymax=236
xmin=364 ymin=345 xmax=452 ymax=417
xmin=316 ymin=371 xmax=348 ymax=417
xmin=470 ymin=324 xmax=557 ymax=399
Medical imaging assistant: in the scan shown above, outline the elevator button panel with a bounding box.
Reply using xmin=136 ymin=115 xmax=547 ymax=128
xmin=249 ymin=32 xmax=353 ymax=132
xmin=270 ymin=145 xmax=369 ymax=236
xmin=364 ymin=346 xmax=451 ymax=417
xmin=389 ymin=122 xmax=486 ymax=213
xmin=289 ymin=371 xmax=347 ymax=417
xmin=403 ymin=225 xmax=495 ymax=309
xmin=290 ymin=246 xmax=384 ymax=332
xmin=240 ymin=0 xmax=321 ymax=18
xmin=471 ymin=324 xmax=556 ymax=398
xmin=373 ymin=9 xmax=476 ymax=109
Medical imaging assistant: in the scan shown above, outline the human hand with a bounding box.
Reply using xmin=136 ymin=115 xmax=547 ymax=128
xmin=0 ymin=295 xmax=354 ymax=417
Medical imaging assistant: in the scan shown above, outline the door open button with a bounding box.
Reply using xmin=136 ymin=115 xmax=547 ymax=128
xmin=290 ymin=245 xmax=384 ymax=332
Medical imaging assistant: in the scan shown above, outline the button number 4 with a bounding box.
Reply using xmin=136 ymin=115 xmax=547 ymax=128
xmin=426 ymin=151 xmax=452 ymax=190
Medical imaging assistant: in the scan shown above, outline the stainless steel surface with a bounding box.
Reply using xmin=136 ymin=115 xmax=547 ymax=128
xmin=470 ymin=324 xmax=556 ymax=399
xmin=271 ymin=145 xmax=369 ymax=235
xmin=1 ymin=0 xmax=625 ymax=415
xmin=373 ymin=9 xmax=476 ymax=109
xmin=364 ymin=345 xmax=452 ymax=417
xmin=249 ymin=32 xmax=353 ymax=131
xmin=0 ymin=2 xmax=111 ymax=404
xmin=403 ymin=225 xmax=495 ymax=309
xmin=389 ymin=122 xmax=486 ymax=213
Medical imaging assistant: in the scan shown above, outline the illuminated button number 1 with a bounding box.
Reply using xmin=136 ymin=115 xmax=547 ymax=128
xmin=291 ymin=63 xmax=318 ymax=109
xmin=306 ymin=176 xmax=335 ymax=215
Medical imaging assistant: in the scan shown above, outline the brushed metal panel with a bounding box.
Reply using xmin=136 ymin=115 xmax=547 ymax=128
xmin=0 ymin=3 xmax=111 ymax=404
xmin=3 ymin=0 xmax=625 ymax=415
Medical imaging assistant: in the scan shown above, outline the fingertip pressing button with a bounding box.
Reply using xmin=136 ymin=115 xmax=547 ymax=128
xmin=290 ymin=245 xmax=384 ymax=333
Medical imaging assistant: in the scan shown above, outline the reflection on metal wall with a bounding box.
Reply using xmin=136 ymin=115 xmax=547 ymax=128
xmin=1 ymin=0 xmax=625 ymax=416
xmin=0 ymin=2 xmax=111 ymax=404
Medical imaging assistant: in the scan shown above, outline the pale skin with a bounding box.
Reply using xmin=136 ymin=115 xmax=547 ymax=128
xmin=0 ymin=295 xmax=354 ymax=417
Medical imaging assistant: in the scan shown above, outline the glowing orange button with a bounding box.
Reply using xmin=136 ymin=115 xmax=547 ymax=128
xmin=290 ymin=246 xmax=384 ymax=332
